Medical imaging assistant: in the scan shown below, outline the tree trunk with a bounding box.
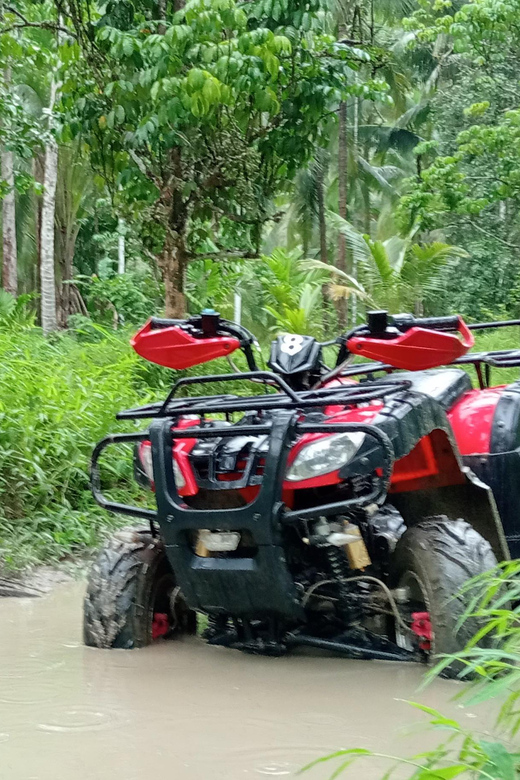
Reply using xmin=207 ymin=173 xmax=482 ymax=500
xmin=362 ymin=140 xmax=371 ymax=236
xmin=33 ymin=154 xmax=44 ymax=295
xmin=350 ymin=94 xmax=360 ymax=327
xmin=156 ymin=149 xmax=188 ymax=317
xmin=317 ymin=163 xmax=327 ymax=265
xmin=2 ymin=66 xmax=17 ymax=296
xmin=157 ymin=0 xmax=167 ymax=35
xmin=1 ymin=147 xmax=17 ymax=296
xmin=337 ymin=100 xmax=348 ymax=329
xmin=316 ymin=157 xmax=330 ymax=328
xmin=158 ymin=226 xmax=187 ymax=318
xmin=40 ymin=75 xmax=59 ymax=334
xmin=117 ymin=217 xmax=126 ymax=274
xmin=40 ymin=135 xmax=58 ymax=333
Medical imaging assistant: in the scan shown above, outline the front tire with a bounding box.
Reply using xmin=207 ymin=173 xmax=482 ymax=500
xmin=84 ymin=527 xmax=196 ymax=649
xmin=391 ymin=516 xmax=497 ymax=678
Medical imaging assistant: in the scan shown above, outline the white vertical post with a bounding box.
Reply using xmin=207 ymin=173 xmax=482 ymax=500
xmin=233 ymin=289 xmax=242 ymax=325
xmin=118 ymin=217 xmax=126 ymax=274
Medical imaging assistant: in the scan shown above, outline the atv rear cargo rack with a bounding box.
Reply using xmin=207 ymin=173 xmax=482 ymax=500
xmin=116 ymin=370 xmax=412 ymax=420
xmin=339 ymin=349 xmax=520 ymax=388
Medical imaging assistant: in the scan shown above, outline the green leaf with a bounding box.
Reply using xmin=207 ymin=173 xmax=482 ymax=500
xmin=263 ymin=52 xmax=280 ymax=80
xmin=414 ymin=768 xmax=467 ymax=779
xmin=480 ymin=741 xmax=517 ymax=780
xmin=202 ymin=78 xmax=221 ymax=103
xmin=122 ymin=36 xmax=134 ymax=57
xmin=234 ymin=8 xmax=247 ymax=27
xmin=187 ymin=68 xmax=206 ymax=93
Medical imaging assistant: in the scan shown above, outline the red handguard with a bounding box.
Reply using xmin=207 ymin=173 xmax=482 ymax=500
xmin=130 ymin=319 xmax=240 ymax=369
xmin=347 ymin=316 xmax=474 ymax=371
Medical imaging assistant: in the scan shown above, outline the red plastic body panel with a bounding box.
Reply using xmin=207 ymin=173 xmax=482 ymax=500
xmin=388 ymin=429 xmax=466 ymax=493
xmin=139 ymin=418 xmax=199 ymax=497
xmin=448 ymin=386 xmax=504 ymax=455
xmin=130 ymin=319 xmax=240 ymax=369
xmin=135 ymin=373 xmax=507 ymax=505
xmin=347 ymin=317 xmax=474 ymax=370
xmin=138 ymin=401 xmax=473 ymax=502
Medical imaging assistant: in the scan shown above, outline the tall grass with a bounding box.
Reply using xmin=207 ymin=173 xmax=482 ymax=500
xmin=0 ymin=325 xmax=265 ymax=569
xmin=0 ymin=327 xmax=162 ymax=568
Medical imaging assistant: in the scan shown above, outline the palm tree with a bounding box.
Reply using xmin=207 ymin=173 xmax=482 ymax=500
xmin=54 ymin=142 xmax=93 ymax=325
xmin=312 ymin=214 xmax=468 ymax=317
xmin=2 ymin=67 xmax=18 ymax=296
xmin=40 ymin=72 xmax=59 ymax=334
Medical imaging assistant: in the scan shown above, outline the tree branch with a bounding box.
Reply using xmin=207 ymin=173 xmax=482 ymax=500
xmin=467 ymin=219 xmax=520 ymax=249
xmin=3 ymin=6 xmax=74 ymax=37
xmin=188 ymin=250 xmax=260 ymax=262
xmin=128 ymin=150 xmax=162 ymax=189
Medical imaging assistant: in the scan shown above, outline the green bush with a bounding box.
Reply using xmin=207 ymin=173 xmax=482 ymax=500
xmin=0 ymin=324 xmax=268 ymax=569
xmin=0 ymin=326 xmax=163 ymax=569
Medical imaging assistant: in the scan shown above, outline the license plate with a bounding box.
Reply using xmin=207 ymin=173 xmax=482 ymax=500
xmin=198 ymin=530 xmax=240 ymax=552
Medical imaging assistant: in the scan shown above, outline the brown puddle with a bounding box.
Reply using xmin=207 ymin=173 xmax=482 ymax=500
xmin=0 ymin=584 xmax=487 ymax=779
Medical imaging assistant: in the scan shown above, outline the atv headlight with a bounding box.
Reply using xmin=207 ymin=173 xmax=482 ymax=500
xmin=286 ymin=432 xmax=365 ymax=482
xmin=173 ymin=458 xmax=186 ymax=489
xmin=138 ymin=443 xmax=185 ymax=489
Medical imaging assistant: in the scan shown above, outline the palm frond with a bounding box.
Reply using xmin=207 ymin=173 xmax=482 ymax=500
xmin=357 ymin=157 xmax=401 ymax=195
xmin=328 ymin=283 xmax=374 ymax=305
xmin=366 ymin=240 xmax=396 ymax=283
xmin=395 ymin=101 xmax=431 ymax=130
xmin=300 ymin=258 xmax=368 ymax=295
xmin=326 ymin=212 xmax=372 ymax=269
xmin=382 ymin=235 xmax=409 ymax=273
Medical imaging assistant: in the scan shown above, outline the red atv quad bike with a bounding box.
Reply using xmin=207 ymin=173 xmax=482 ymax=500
xmin=85 ymin=309 xmax=516 ymax=677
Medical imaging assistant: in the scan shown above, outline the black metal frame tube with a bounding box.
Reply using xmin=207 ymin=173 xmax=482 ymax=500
xmin=91 ymin=433 xmax=158 ymax=520
xmin=91 ymin=422 xmax=393 ymax=521
xmin=285 ymin=634 xmax=415 ymax=662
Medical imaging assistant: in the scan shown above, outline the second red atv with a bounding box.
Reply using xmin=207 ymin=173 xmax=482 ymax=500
xmin=85 ymin=309 xmax=516 ymax=676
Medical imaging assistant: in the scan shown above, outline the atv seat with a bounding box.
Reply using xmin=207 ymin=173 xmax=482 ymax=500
xmin=380 ymin=368 xmax=472 ymax=411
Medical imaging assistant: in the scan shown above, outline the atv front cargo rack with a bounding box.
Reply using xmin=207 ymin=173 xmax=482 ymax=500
xmin=91 ymin=374 xmax=401 ymax=525
xmin=116 ymin=370 xmax=412 ymax=420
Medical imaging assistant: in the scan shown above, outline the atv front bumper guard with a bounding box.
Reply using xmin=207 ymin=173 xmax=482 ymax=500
xmin=91 ymin=413 xmax=394 ymax=620
xmin=91 ymin=416 xmax=394 ymax=524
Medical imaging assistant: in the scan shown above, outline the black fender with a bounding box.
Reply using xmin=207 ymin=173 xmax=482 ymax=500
xmin=350 ymin=387 xmax=509 ymax=562
xmin=390 ymin=471 xmax=509 ymax=562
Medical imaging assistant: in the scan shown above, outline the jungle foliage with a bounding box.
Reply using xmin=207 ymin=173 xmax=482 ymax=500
xmin=3 ymin=0 xmax=520 ymax=550
xmin=6 ymin=0 xmax=520 ymax=331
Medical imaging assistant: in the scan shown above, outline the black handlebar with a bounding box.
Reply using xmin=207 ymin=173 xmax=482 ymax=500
xmin=392 ymin=314 xmax=460 ymax=333
xmin=150 ymin=317 xmax=185 ymax=329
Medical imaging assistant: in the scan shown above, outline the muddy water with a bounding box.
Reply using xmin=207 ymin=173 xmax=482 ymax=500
xmin=0 ymin=584 xmax=486 ymax=780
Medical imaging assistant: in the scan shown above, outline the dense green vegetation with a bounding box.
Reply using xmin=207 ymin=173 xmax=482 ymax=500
xmin=2 ymin=0 xmax=520 ymax=564
xmin=0 ymin=322 xmax=145 ymax=568
xmin=4 ymin=0 xmax=520 ymax=332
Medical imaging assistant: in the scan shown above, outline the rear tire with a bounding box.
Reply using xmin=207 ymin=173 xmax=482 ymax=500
xmin=84 ymin=527 xmax=196 ymax=649
xmin=391 ymin=516 xmax=497 ymax=678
